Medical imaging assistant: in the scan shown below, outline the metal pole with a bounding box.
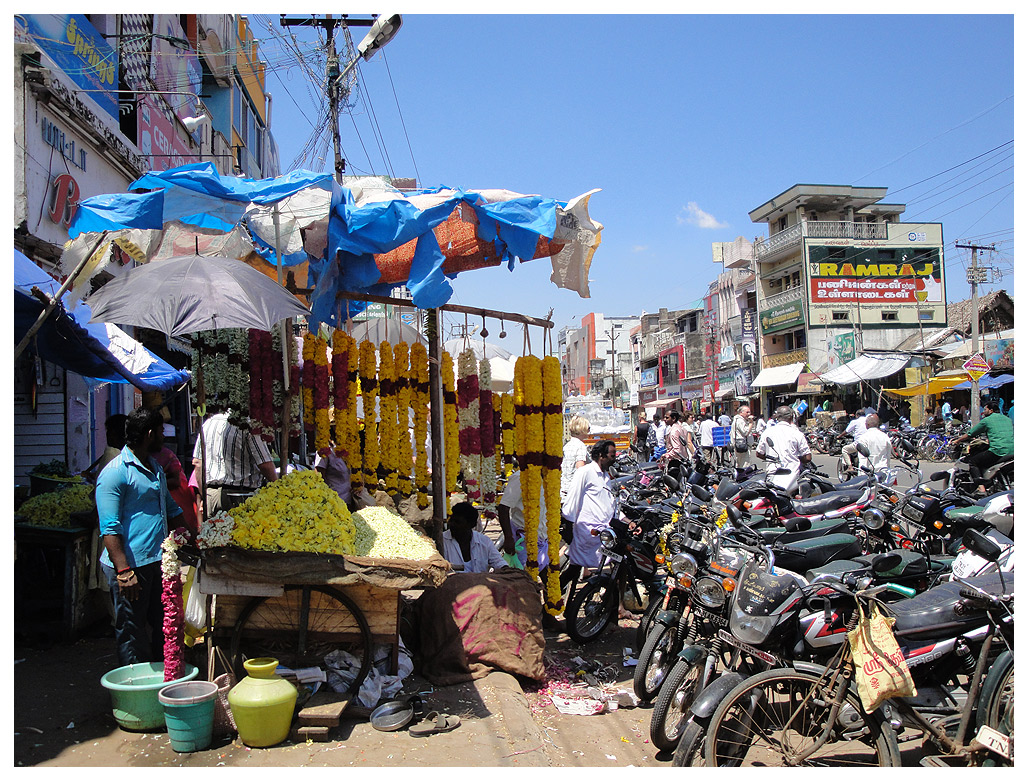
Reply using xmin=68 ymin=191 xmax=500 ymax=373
xmin=957 ymin=242 xmax=994 ymax=426
xmin=427 ymin=309 xmax=446 ymax=549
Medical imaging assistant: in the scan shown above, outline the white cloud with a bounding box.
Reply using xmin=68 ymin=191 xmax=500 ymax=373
xmin=631 ymin=245 xmax=648 ymax=253
xmin=677 ymin=202 xmax=729 ymax=229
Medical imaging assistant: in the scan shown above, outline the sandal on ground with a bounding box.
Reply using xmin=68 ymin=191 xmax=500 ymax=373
xmin=409 ymin=711 xmax=461 ymax=736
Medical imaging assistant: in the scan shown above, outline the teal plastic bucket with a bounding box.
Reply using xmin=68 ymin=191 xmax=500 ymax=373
xmin=159 ymin=681 xmax=218 ymax=752
xmin=100 ymin=663 xmax=199 ymax=731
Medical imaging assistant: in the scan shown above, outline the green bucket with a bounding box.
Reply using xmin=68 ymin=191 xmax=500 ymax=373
xmin=100 ymin=663 xmax=199 ymax=731
xmin=159 ymin=681 xmax=218 ymax=752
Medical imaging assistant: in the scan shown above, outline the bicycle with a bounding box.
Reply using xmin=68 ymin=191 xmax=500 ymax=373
xmin=700 ymin=528 xmax=1014 ymax=767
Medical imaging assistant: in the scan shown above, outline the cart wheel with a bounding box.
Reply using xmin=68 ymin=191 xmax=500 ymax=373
xmin=229 ymin=585 xmax=373 ymax=695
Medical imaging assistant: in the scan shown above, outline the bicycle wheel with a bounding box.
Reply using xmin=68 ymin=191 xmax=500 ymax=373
xmin=978 ymin=650 xmax=1014 ymax=750
xmin=230 ymin=585 xmax=373 ymax=695
xmin=703 ymin=667 xmax=899 ymax=767
xmin=566 ymin=580 xmax=616 ymax=644
xmin=650 ymin=654 xmax=704 ymax=752
xmin=634 ymin=622 xmax=677 ymax=702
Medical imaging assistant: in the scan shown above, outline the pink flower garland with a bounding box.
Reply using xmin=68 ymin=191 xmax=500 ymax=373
xmin=161 ymin=528 xmax=190 ymax=682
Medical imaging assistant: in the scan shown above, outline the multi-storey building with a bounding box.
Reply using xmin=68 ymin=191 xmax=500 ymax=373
xmin=13 ymin=14 xmax=279 ymax=479
xmin=747 ymin=184 xmax=946 ymax=413
xmin=562 ymin=313 xmax=640 ymax=406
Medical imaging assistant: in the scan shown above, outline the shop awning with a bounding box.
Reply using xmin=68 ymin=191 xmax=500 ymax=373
xmin=644 ymin=399 xmax=678 ymax=415
xmin=818 ymin=352 xmax=910 ymax=386
xmin=15 ymin=249 xmax=191 ymax=392
xmin=714 ymin=386 xmax=734 ymax=400
xmin=750 ymin=361 xmax=805 ymax=389
xmin=884 ymin=370 xmax=969 ymax=397
xmin=953 ymin=373 xmax=1014 ymax=391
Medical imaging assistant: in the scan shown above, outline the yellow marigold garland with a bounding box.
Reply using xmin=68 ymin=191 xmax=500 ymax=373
xmin=542 ymin=355 xmax=564 ymax=614
xmin=378 ymin=341 xmax=397 ymax=494
xmin=394 ymin=341 xmax=412 ymax=497
xmin=501 ymin=392 xmax=515 ymax=477
xmin=519 ymin=355 xmax=544 ymax=581
xmin=301 ymin=332 xmax=315 ymax=429
xmin=442 ymin=351 xmax=459 ymax=508
xmin=410 ymin=342 xmax=430 ymax=508
xmin=358 ymin=340 xmax=379 ymax=487
xmin=332 ymin=329 xmax=348 ymax=447
xmin=345 ymin=333 xmax=361 ymax=477
xmin=313 ymin=333 xmax=330 ymax=452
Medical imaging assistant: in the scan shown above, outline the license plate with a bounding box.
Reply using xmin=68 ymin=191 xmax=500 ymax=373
xmin=973 ymin=725 xmax=1012 ymax=759
xmin=605 ymin=550 xmax=624 ymax=563
xmin=717 ymin=629 xmax=779 ymax=665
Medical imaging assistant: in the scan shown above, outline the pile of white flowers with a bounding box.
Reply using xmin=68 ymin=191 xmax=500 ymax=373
xmin=197 ymin=510 xmax=235 ymax=550
xmin=351 ymin=506 xmax=436 ymax=560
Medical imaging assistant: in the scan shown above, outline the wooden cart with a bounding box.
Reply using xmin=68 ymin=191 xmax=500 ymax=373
xmin=199 ymin=546 xmax=451 ymax=693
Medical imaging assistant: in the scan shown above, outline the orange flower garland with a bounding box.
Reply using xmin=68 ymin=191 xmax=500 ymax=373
xmin=313 ymin=333 xmax=330 ymax=452
xmin=518 ymin=355 xmax=544 ymax=581
xmin=301 ymin=332 xmax=315 ymax=430
xmin=358 ymin=340 xmax=379 ymax=488
xmin=501 ymin=392 xmax=515 ymax=476
xmin=492 ymin=392 xmax=503 ymax=494
xmin=345 ymin=333 xmax=361 ymax=477
xmin=542 ymin=355 xmax=564 ymax=614
xmin=410 ymin=342 xmax=430 ymax=508
xmin=331 ymin=330 xmax=349 ymax=447
xmin=441 ymin=351 xmax=460 ymax=509
xmin=394 ymin=342 xmax=412 ymax=497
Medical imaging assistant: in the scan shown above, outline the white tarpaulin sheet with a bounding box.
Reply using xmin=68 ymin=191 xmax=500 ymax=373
xmin=750 ymin=361 xmax=805 ymax=388
xmin=818 ymin=352 xmax=910 ymax=386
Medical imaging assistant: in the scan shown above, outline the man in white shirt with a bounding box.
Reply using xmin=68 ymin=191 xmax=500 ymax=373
xmin=498 ymin=468 xmax=550 ymax=571
xmin=730 ymin=405 xmax=754 ymax=467
xmin=442 ymin=501 xmax=508 ymax=574
xmin=699 ymin=413 xmax=718 ymax=460
xmin=192 ymin=408 xmax=278 ymax=514
xmin=856 ymin=413 xmax=891 ymax=472
xmin=652 ymin=415 xmax=668 ymax=460
xmin=755 ymin=405 xmax=812 ymax=475
xmin=841 ymin=409 xmax=869 ymax=477
xmin=561 ymin=440 xmax=617 ymax=590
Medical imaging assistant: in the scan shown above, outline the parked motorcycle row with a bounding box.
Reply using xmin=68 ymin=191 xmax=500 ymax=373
xmin=561 ymin=440 xmax=1014 ymax=767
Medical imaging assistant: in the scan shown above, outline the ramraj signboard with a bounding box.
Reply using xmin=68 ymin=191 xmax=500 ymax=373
xmin=808 ymin=245 xmax=944 ymax=305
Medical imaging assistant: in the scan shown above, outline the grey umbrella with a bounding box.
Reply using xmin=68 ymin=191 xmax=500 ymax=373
xmin=84 ymin=254 xmax=310 ymax=520
xmin=83 ymin=254 xmax=310 ymax=338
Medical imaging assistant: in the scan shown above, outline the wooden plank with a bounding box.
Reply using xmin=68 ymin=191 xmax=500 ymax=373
xmin=298 ymin=691 xmax=352 ymax=726
xmin=291 ymin=725 xmax=332 ymax=742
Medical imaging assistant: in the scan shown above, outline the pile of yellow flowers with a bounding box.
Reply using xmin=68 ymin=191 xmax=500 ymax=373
xmin=350 ymin=506 xmax=437 ymax=560
xmin=18 ymin=483 xmax=94 ymax=528
xmin=229 ymin=470 xmax=356 ymax=555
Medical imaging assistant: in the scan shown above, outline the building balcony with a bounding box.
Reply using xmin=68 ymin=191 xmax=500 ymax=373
xmin=762 ymin=348 xmax=808 ymax=369
xmin=754 ymin=220 xmax=890 ymax=262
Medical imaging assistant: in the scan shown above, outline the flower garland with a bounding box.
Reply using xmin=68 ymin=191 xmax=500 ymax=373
xmin=541 ymin=355 xmax=565 ymax=614
xmin=519 ymin=355 xmax=544 ymax=580
xmin=197 ymin=511 xmax=235 ymax=549
xmin=492 ymin=392 xmax=503 ymax=494
xmin=394 ymin=342 xmax=412 ymax=497
xmin=378 ymin=341 xmax=398 ymax=494
xmin=501 ymin=392 xmax=515 ymax=476
xmin=272 ymin=326 xmax=301 ymax=437
xmin=457 ymin=348 xmax=481 ymax=506
xmin=441 ymin=351 xmax=460 ymax=506
xmin=331 ymin=329 xmax=350 ymax=447
xmin=410 ymin=342 xmax=430 ymax=508
xmin=247 ymin=330 xmax=275 ymax=441
xmin=301 ymin=332 xmax=316 ymax=431
xmin=313 ymin=333 xmax=330 ymax=452
xmin=345 ymin=333 xmax=361 ymax=476
xmin=358 ymin=340 xmax=379 ymax=488
xmin=478 ymin=357 xmax=496 ymax=521
xmin=161 ymin=528 xmax=190 ymax=682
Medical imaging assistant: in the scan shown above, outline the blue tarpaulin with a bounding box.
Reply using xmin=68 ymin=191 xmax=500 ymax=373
xmin=14 ymin=249 xmax=191 ymax=392
xmin=952 ymin=374 xmax=1014 ymax=391
xmin=63 ymin=165 xmax=600 ymax=330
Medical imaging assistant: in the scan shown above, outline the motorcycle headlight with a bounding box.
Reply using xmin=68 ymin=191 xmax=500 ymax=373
xmin=693 ymin=576 xmax=726 ymax=608
xmin=862 ymin=508 xmax=886 ymax=530
xmin=598 ymin=529 xmax=616 ymax=549
xmin=670 ymin=553 xmax=698 ymax=577
xmin=729 ymin=602 xmax=778 ymax=645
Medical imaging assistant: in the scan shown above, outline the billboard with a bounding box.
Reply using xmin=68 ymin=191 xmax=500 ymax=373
xmin=640 ymin=367 xmax=658 ymax=387
xmin=740 ymin=307 xmax=758 ymax=363
xmin=760 ymin=296 xmax=805 ymax=334
xmin=808 ymin=247 xmax=944 ymax=305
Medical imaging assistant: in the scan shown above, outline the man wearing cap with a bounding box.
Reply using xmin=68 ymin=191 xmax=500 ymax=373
xmin=755 ymin=405 xmax=812 ymax=475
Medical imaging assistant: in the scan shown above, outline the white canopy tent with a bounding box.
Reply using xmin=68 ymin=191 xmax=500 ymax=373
xmin=818 ymin=352 xmax=910 ymax=386
xmin=750 ymin=361 xmax=806 ymax=389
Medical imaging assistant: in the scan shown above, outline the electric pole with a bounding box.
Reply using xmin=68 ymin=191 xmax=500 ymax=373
xmin=955 ymin=242 xmax=995 ymax=425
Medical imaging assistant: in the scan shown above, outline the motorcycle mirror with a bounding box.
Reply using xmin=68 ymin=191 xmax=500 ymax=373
xmin=783 ymin=516 xmax=812 ymax=532
xmin=871 ymin=552 xmax=902 ymax=574
xmin=765 ymin=437 xmax=775 ymax=448
xmin=725 ymin=503 xmax=743 ymax=526
xmin=930 ymin=471 xmax=949 ymax=482
xmin=691 ymin=485 xmax=712 ymax=503
xmin=856 ymin=442 xmax=871 ymax=458
xmin=662 ymin=474 xmax=680 ymax=492
xmin=608 ymin=466 xmax=619 ymax=478
xmin=962 ymin=528 xmax=1002 ymax=563
xmin=738 ymin=488 xmax=760 ymax=502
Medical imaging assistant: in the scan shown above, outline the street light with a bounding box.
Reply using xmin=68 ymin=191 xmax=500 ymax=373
xmin=357 ymin=13 xmax=403 ymax=60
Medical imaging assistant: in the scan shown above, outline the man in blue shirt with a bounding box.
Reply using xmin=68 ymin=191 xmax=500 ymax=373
xmin=96 ymin=407 xmax=183 ymax=665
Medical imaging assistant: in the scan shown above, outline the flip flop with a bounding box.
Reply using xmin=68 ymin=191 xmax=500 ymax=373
xmin=409 ymin=711 xmax=461 ymax=736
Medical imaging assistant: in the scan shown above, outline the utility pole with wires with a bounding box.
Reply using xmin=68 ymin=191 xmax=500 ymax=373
xmin=279 ymin=14 xmax=402 ymax=183
xmin=955 ymin=241 xmax=996 ymax=425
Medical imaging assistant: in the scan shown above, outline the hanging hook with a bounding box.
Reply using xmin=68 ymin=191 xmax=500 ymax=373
xmin=499 ymin=316 xmax=506 ymax=339
xmin=480 ymin=313 xmax=489 ymax=339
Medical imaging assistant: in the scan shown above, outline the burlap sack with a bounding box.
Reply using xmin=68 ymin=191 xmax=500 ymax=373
xmin=848 ymin=603 xmax=917 ymax=713
xmin=415 ymin=569 xmax=546 ymax=685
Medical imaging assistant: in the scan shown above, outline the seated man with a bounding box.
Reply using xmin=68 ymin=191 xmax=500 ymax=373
xmin=950 ymin=400 xmax=1014 ymax=494
xmin=441 ymin=501 xmax=508 ymax=574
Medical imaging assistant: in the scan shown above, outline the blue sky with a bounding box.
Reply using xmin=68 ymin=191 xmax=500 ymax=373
xmin=253 ymin=12 xmax=1015 ymax=341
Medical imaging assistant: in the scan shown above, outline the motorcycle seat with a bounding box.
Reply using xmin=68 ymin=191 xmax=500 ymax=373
xmin=804 ymin=559 xmax=866 ymax=581
xmin=889 ymin=572 xmax=1014 ymax=640
xmin=983 ymin=457 xmax=1014 ymax=480
xmin=835 ymin=474 xmax=873 ymax=490
xmin=760 ymin=517 xmax=850 ymax=545
xmin=773 ymin=532 xmax=863 ymax=574
xmin=791 ymin=489 xmax=866 ymax=516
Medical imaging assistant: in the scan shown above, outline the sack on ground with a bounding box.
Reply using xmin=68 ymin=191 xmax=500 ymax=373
xmin=848 ymin=603 xmax=917 ymax=713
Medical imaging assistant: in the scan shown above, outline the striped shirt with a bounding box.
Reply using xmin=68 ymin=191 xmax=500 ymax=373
xmin=192 ymin=413 xmax=273 ymax=489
